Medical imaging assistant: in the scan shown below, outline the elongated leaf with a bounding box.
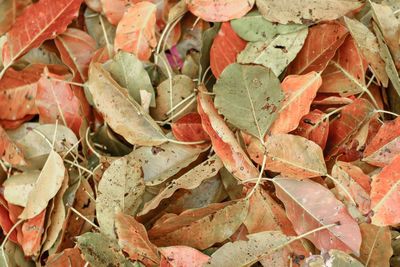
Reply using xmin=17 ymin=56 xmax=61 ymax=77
xmin=104 ymin=51 xmax=155 ymax=107
xmin=320 ymin=36 xmax=368 ymax=95
xmin=237 ymin=28 xmax=308 ymax=76
xmin=148 ymin=200 xmax=249 ymax=249
xmin=19 ymin=150 xmax=65 ymax=219
xmin=210 ymin=22 xmax=246 ymax=78
xmin=0 ymin=125 xmax=25 ymax=166
xmin=96 ymin=154 xmax=145 ymax=237
xmin=77 ymin=232 xmax=135 ymax=267
xmin=206 ymin=231 xmax=292 ymax=267
xmin=274 ymin=178 xmax=362 ymax=254
xmin=186 ymin=0 xmax=254 ymax=22
xmin=287 ymin=21 xmax=348 ymax=75
xmin=248 ymin=134 xmax=326 ymax=178
xmin=130 ymin=141 xmax=205 ymax=185
xmin=114 ymin=2 xmax=157 ymax=60
xmin=291 ymin=109 xmax=329 ymax=149
xmin=370 ymin=155 xmax=400 ymax=226
xmin=54 ymin=28 xmax=96 ymax=82
xmin=332 ymin=161 xmax=371 ymax=214
xmin=21 ymin=210 xmax=46 ymax=256
xmin=364 ymin=117 xmax=400 ymax=167
xmin=325 ymin=99 xmax=375 ymax=159
xmin=87 ymin=63 xmax=167 ymax=146
xmin=115 ymin=212 xmax=160 ymax=265
xmin=140 ymin=156 xmax=223 ymax=215
xmin=358 ymin=224 xmax=392 ymax=267
xmin=256 ymin=0 xmax=362 ymax=24
xmin=1 ymin=0 xmax=82 ymax=71
xmin=197 ymin=87 xmax=259 ymax=180
xmin=36 ymin=71 xmax=83 ymax=135
xmin=344 ymin=17 xmax=388 ymax=87
xmin=270 ymin=72 xmax=321 ymax=134
xmin=231 ymin=11 xmax=306 ymax=42
xmin=213 ymin=63 xmax=284 ymax=138
xmin=159 ymin=246 xmax=210 ymax=267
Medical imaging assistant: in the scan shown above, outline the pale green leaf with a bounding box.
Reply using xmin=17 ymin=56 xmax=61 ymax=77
xmin=213 ymin=63 xmax=283 ymax=138
xmin=84 ymin=8 xmax=116 ymax=48
xmin=237 ymin=28 xmax=308 ymax=76
xmin=3 ymin=170 xmax=40 ymax=207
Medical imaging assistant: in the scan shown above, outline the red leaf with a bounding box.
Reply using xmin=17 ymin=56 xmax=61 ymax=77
xmin=186 ymin=0 xmax=254 ymax=22
xmin=101 ymin=0 xmax=125 ymax=25
xmin=55 ymin=28 xmax=97 ymax=82
xmin=325 ymin=99 xmax=374 ymax=159
xmin=172 ymin=112 xmax=210 ymax=143
xmin=287 ymin=21 xmax=348 ymax=75
xmin=159 ymin=246 xmax=210 ymax=267
xmin=0 ymin=197 xmax=18 ymax=243
xmin=21 ymin=209 xmax=46 ymax=256
xmin=364 ymin=116 xmax=400 ymax=167
xmin=114 ymin=2 xmax=157 ymax=60
xmin=292 ymin=109 xmax=329 ymax=149
xmin=371 ymin=155 xmax=400 ymax=226
xmin=0 ymin=115 xmax=36 ymax=130
xmin=1 ymin=0 xmax=82 ymax=70
xmin=197 ymin=87 xmax=258 ymax=180
xmin=210 ymin=22 xmax=247 ymax=78
xmin=274 ymin=178 xmax=362 ymax=255
xmin=270 ymin=71 xmax=322 ymax=134
xmin=319 ymin=36 xmax=368 ymax=95
xmin=36 ymin=71 xmax=83 ymax=135
xmin=0 ymin=125 xmax=25 ymax=166
xmin=46 ymin=248 xmax=86 ymax=267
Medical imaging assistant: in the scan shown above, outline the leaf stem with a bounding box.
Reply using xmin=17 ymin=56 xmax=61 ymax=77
xmin=374 ymin=109 xmax=399 ymax=117
xmin=167 ymin=139 xmax=207 ymax=145
xmin=67 ymin=204 xmax=100 ymax=231
xmin=161 ymin=97 xmax=196 ymax=125
xmin=245 ymin=154 xmax=268 ymax=200
xmin=325 ymin=173 xmax=356 ymax=205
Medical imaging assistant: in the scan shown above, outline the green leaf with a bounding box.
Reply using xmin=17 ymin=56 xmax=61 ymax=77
xmin=84 ymin=8 xmax=115 ymax=49
xmin=104 ymin=51 xmax=155 ymax=107
xmin=231 ymin=11 xmax=306 ymax=42
xmin=213 ymin=63 xmax=283 ymax=138
xmin=237 ymin=28 xmax=308 ymax=76
xmin=96 ymin=154 xmax=145 ymax=237
xmin=206 ymin=231 xmax=292 ymax=267
xmin=77 ymin=232 xmax=135 ymax=267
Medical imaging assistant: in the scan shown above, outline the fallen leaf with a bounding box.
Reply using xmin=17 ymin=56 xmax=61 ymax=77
xmin=186 ymin=0 xmax=254 ymax=22
xmin=101 ymin=0 xmax=125 ymax=25
xmin=114 ymin=2 xmax=157 ymax=60
xmin=274 ymin=177 xmax=362 ymax=254
xmin=21 ymin=209 xmax=46 ymax=256
xmin=0 ymin=125 xmax=25 ymax=165
xmin=0 ymin=0 xmax=31 ymax=36
xmin=159 ymin=246 xmax=210 ymax=267
xmin=46 ymin=248 xmax=86 ymax=267
xmin=3 ymin=170 xmax=39 ymax=207
xmin=171 ymin=112 xmax=211 ymax=143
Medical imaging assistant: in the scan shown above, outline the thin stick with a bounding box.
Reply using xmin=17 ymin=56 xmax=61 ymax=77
xmin=68 ymin=205 xmax=100 ymax=231
xmin=166 ymin=93 xmax=195 ymax=115
xmin=325 ymin=174 xmax=356 ymax=205
xmin=161 ymin=97 xmax=196 ymax=125
xmin=167 ymin=138 xmax=207 ymax=145
xmin=85 ymin=127 xmax=102 ymax=159
xmin=49 ymin=77 xmax=85 ymax=87
xmin=374 ymin=109 xmax=399 ymax=117
xmin=241 ymin=177 xmax=274 ymax=184
xmin=64 ymin=159 xmax=94 ymax=176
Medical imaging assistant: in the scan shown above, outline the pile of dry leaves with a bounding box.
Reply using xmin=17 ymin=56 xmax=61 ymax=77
xmin=0 ymin=0 xmax=400 ymax=266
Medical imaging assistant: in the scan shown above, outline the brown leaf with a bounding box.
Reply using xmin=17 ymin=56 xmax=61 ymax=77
xmin=46 ymin=248 xmax=86 ymax=267
xmin=171 ymin=112 xmax=211 ymax=143
xmin=21 ymin=209 xmax=46 ymax=256
xmin=0 ymin=125 xmax=25 ymax=165
xmin=159 ymin=246 xmax=210 ymax=267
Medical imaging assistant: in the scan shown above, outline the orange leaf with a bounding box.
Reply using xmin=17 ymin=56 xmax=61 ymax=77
xmin=371 ymin=155 xmax=400 ymax=226
xmin=114 ymin=2 xmax=157 ymax=60
xmin=197 ymin=87 xmax=258 ymax=180
xmin=171 ymin=112 xmax=210 ymax=143
xmin=46 ymin=248 xmax=86 ymax=267
xmin=101 ymin=0 xmax=125 ymax=25
xmin=210 ymin=22 xmax=247 ymax=78
xmin=287 ymin=21 xmax=348 ymax=75
xmin=21 ymin=209 xmax=46 ymax=256
xmin=270 ymin=71 xmax=322 ymax=134
xmin=159 ymin=246 xmax=210 ymax=267
xmin=1 ymin=0 xmax=82 ymax=71
xmin=0 ymin=197 xmax=18 ymax=244
xmin=186 ymin=0 xmax=254 ymax=22
xmin=0 ymin=125 xmax=25 ymax=165
xmin=292 ymin=109 xmax=329 ymax=149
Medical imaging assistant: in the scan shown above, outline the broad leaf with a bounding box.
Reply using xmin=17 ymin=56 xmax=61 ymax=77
xmin=287 ymin=21 xmax=348 ymax=75
xmin=104 ymin=51 xmax=155 ymax=107
xmin=197 ymin=87 xmax=259 ymax=180
xmin=46 ymin=248 xmax=86 ymax=267
xmin=148 ymin=200 xmax=249 ymax=249
xmin=270 ymin=71 xmax=322 ymax=134
xmin=84 ymin=8 xmax=116 ymax=49
xmin=206 ymin=231 xmax=292 ymax=267
xmin=231 ymin=11 xmax=306 ymax=42
xmin=0 ymin=125 xmax=25 ymax=165
xmin=114 ymin=2 xmax=157 ymax=60
xmin=274 ymin=178 xmax=362 ymax=254
xmin=256 ymin=0 xmax=362 ymax=24
xmin=186 ymin=0 xmax=254 ymax=22
xmin=159 ymin=246 xmax=210 ymax=267
xmin=101 ymin=0 xmax=125 ymax=25
xmin=0 ymin=0 xmax=31 ymax=36
xmin=3 ymin=170 xmax=39 ymax=207
xmin=213 ymin=63 xmax=284 ymax=138
xmin=344 ymin=17 xmax=389 ymax=87
xmin=96 ymin=154 xmax=145 ymax=237
xmin=358 ymin=224 xmax=392 ymax=267
xmin=115 ymin=212 xmax=160 ymax=265
xmin=140 ymin=155 xmax=223 ymax=215
xmin=237 ymin=28 xmax=308 ymax=76
xmin=248 ymin=134 xmax=327 ymax=178
xmin=1 ymin=0 xmax=82 ymax=72
xmin=19 ymin=150 xmax=65 ymax=219
xmin=171 ymin=112 xmax=211 ymax=143
xmin=370 ymin=155 xmax=400 ymax=226
xmin=87 ymin=63 xmax=167 ymax=146
xmin=210 ymin=22 xmax=246 ymax=78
